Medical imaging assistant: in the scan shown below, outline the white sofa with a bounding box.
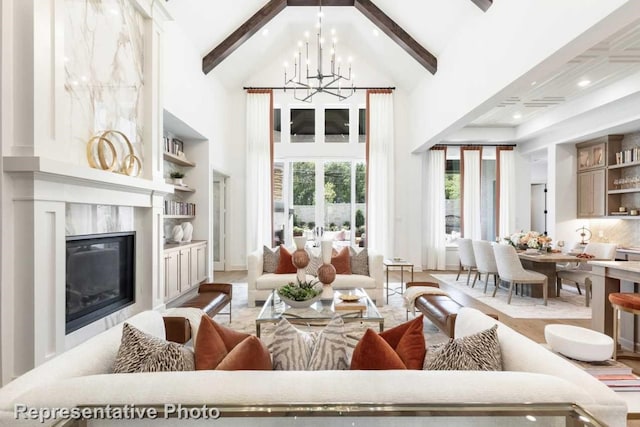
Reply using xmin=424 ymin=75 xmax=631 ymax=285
xmin=247 ymin=246 xmax=384 ymax=307
xmin=0 ymin=308 xmax=627 ymax=426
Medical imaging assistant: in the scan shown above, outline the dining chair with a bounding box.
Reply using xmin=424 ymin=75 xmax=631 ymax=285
xmin=493 ymin=244 xmax=548 ymax=305
xmin=456 ymin=238 xmax=478 ymax=287
xmin=472 ymin=240 xmax=499 ymax=294
xmin=556 ymin=242 xmax=617 ymax=306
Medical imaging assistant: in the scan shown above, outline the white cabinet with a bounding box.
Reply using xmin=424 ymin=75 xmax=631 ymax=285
xmin=164 ymin=251 xmax=180 ymax=300
xmin=163 ymin=241 xmax=207 ymax=302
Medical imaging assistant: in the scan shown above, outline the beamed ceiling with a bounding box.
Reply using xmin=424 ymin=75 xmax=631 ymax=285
xmin=201 ymin=0 xmax=492 ymax=75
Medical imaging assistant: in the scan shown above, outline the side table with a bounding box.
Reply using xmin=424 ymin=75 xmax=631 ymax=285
xmin=383 ymin=259 xmax=414 ymax=303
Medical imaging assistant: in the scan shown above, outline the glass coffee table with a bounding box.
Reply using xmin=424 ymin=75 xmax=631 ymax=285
xmin=256 ymin=288 xmax=384 ymax=337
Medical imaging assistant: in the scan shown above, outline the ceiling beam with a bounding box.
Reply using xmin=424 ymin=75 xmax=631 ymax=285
xmin=202 ymin=0 xmax=438 ymax=75
xmin=286 ymin=0 xmax=355 ymax=6
xmin=202 ymin=0 xmax=287 ymax=75
xmin=470 ymin=0 xmax=493 ymax=12
xmin=354 ymin=0 xmax=437 ymax=74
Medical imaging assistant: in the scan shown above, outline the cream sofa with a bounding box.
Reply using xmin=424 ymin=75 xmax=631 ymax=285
xmin=0 ymin=308 xmax=627 ymax=426
xmin=247 ymin=246 xmax=384 ymax=307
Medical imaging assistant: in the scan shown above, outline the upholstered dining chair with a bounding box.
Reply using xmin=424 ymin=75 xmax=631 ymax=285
xmin=472 ymin=240 xmax=499 ymax=294
xmin=556 ymin=242 xmax=618 ymax=307
xmin=493 ymin=244 xmax=548 ymax=305
xmin=456 ymin=238 xmax=478 ymax=287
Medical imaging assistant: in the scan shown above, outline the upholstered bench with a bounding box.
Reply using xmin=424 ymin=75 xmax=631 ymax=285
xmin=406 ymin=282 xmax=498 ymax=337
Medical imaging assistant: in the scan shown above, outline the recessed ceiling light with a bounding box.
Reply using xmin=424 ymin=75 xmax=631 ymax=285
xmin=578 ymin=79 xmax=591 ymax=87
xmin=513 ymin=112 xmax=522 ymax=120
xmin=261 ymin=28 xmax=269 ymax=37
xmin=372 ymin=29 xmax=380 ymax=37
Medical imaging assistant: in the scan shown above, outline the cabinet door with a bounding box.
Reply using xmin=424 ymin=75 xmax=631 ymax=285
xmin=165 ymin=251 xmax=180 ymax=300
xmin=197 ymin=244 xmax=207 ymax=283
xmin=577 ymin=170 xmax=605 ymax=217
xmin=190 ymin=246 xmax=199 ymax=287
xmin=179 ymin=248 xmax=191 ymax=292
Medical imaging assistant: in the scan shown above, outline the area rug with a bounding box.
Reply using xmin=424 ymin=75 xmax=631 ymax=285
xmin=212 ymin=283 xmax=450 ymax=349
xmin=431 ymin=274 xmax=591 ymax=319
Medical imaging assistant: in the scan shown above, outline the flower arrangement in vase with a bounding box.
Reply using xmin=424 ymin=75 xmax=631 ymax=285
xmin=504 ymin=231 xmax=552 ymax=251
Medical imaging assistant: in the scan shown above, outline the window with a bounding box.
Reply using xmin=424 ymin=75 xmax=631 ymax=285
xmin=273 ymin=109 xmax=281 ymax=143
xmin=325 ymin=109 xmax=349 ymax=143
xmin=324 ymin=162 xmax=352 ymax=232
xmin=481 ymin=159 xmax=497 ymax=241
xmin=292 ymin=162 xmax=316 ymax=232
xmin=290 ymin=109 xmax=314 ymax=143
xmin=358 ymin=108 xmax=366 ymax=143
xmin=445 ymin=159 xmax=461 ymax=235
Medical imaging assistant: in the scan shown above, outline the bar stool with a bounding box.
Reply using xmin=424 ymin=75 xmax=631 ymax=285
xmin=608 ymin=292 xmax=640 ymax=359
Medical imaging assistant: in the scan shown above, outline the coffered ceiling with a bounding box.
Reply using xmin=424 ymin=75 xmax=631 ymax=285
xmin=470 ymin=23 xmax=640 ymax=127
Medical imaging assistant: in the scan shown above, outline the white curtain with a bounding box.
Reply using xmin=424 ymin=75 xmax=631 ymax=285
xmin=423 ymin=149 xmax=446 ymax=270
xmin=367 ymin=92 xmax=394 ymax=258
xmin=246 ymin=92 xmax=272 ymax=253
xmin=462 ymin=148 xmax=481 ymax=240
xmin=499 ymin=149 xmax=516 ymax=238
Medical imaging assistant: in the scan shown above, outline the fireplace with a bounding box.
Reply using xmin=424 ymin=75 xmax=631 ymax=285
xmin=65 ymin=232 xmax=135 ymax=333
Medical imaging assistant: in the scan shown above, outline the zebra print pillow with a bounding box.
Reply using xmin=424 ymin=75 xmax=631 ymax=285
xmin=305 ymin=252 xmax=323 ymax=276
xmin=270 ymin=318 xmax=317 ymax=370
xmin=269 ymin=317 xmax=349 ymax=370
xmin=425 ymin=325 xmax=502 ymax=371
xmin=113 ymin=323 xmax=195 ymax=373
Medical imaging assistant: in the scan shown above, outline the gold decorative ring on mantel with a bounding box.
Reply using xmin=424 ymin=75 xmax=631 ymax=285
xmin=86 ymin=130 xmax=142 ymax=177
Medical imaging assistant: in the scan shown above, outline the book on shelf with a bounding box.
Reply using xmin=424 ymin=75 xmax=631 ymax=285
xmin=594 ymin=373 xmax=640 ymax=386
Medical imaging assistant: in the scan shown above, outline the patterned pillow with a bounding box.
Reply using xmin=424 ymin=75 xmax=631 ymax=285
xmin=308 ymin=316 xmax=350 ymax=370
xmin=113 ymin=323 xmax=194 ymax=373
xmin=263 ymin=246 xmax=280 ymax=273
xmin=269 ymin=317 xmax=349 ymax=370
xmin=349 ymin=247 xmax=369 ymax=276
xmin=305 ymin=252 xmax=323 ymax=276
xmin=269 ymin=318 xmax=317 ymax=370
xmin=425 ymin=325 xmax=502 ymax=371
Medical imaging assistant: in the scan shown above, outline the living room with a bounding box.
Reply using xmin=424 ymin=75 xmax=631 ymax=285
xmin=2 ymin=0 xmax=640 ymax=425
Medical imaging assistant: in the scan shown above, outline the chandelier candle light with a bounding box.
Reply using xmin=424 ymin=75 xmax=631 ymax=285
xmin=283 ymin=3 xmax=355 ymax=102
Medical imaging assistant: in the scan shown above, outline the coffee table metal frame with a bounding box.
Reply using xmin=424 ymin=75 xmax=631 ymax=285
xmin=255 ymin=288 xmax=384 ymax=337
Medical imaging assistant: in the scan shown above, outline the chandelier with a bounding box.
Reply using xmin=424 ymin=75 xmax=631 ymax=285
xmin=283 ymin=3 xmax=355 ymax=103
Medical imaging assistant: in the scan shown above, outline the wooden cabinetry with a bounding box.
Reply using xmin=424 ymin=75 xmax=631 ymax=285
xmin=163 ymin=241 xmax=207 ymax=302
xmin=577 ymin=169 xmax=606 ymax=217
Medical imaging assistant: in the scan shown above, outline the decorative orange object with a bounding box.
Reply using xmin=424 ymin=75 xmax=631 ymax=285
xmin=292 ymin=249 xmax=310 ymax=269
xmin=317 ymin=263 xmax=336 ymax=285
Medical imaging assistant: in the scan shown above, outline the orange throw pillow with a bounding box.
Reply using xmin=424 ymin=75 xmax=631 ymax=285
xmin=350 ymin=329 xmax=406 ymax=370
xmin=331 ymin=247 xmax=352 ymax=274
xmin=194 ymin=316 xmax=230 ymax=370
xmin=350 ymin=316 xmax=426 ymax=370
xmin=216 ymin=336 xmax=272 ymax=370
xmin=275 ymin=245 xmax=297 ymax=274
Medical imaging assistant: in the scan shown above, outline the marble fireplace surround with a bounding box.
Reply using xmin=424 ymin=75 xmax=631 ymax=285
xmin=2 ymin=157 xmax=172 ymax=381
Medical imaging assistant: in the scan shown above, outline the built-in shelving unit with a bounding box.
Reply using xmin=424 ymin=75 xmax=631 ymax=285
xmin=161 ymin=109 xmax=211 ymax=303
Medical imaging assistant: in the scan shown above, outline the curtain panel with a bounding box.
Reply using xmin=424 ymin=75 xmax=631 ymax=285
xmin=461 ymin=147 xmax=482 ymax=240
xmin=423 ymin=148 xmax=447 ymax=270
xmin=497 ymin=147 xmax=516 ymax=239
xmin=245 ymin=91 xmax=273 ymax=254
xmin=366 ymin=91 xmax=394 ymax=259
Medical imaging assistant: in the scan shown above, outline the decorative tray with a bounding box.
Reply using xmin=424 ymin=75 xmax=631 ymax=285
xmin=338 ymin=294 xmax=361 ymax=302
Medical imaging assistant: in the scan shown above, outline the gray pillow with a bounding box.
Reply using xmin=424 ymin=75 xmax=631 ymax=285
xmin=269 ymin=318 xmax=317 ymax=370
xmin=268 ymin=317 xmax=349 ymax=371
xmin=305 ymin=252 xmax=323 ymax=276
xmin=263 ymin=246 xmax=280 ymax=273
xmin=308 ymin=316 xmax=350 ymax=370
xmin=113 ymin=323 xmax=194 ymax=373
xmin=349 ymin=247 xmax=369 ymax=276
xmin=425 ymin=325 xmax=502 ymax=371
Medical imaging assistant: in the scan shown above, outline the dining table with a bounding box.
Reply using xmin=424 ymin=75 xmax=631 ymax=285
xmin=517 ymin=251 xmax=604 ymax=298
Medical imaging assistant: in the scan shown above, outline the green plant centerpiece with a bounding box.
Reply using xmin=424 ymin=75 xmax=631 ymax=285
xmin=277 ymin=278 xmax=322 ymax=308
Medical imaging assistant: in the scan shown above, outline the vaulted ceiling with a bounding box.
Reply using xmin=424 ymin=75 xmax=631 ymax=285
xmin=166 ymin=1 xmax=640 ymax=148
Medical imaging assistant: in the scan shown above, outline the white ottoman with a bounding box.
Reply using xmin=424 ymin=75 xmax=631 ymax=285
xmin=544 ymin=324 xmax=614 ymax=362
